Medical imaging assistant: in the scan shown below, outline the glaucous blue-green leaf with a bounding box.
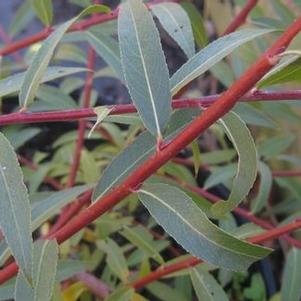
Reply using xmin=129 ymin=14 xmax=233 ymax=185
xmin=19 ymin=4 xmax=110 ymax=109
xmin=0 ymin=185 xmax=90 ymax=266
xmin=180 ymin=2 xmax=208 ymax=48
xmin=281 ymin=248 xmax=301 ymax=301
xmin=0 ymin=67 xmax=87 ymax=98
xmin=86 ymin=31 xmax=124 ymax=80
xmin=138 ymin=183 xmax=271 ymax=271
xmin=92 ymin=108 xmax=200 ymax=201
xmin=0 ymin=281 xmax=14 ymax=301
xmin=190 ymin=267 xmax=229 ymax=301
xmin=151 ymin=3 xmax=195 ymax=58
xmin=170 ymin=29 xmax=274 ymax=95
xmin=118 ymin=0 xmax=172 ymax=138
xmin=0 ymin=132 xmax=33 ymax=281
xmin=121 ymin=226 xmax=164 ymax=264
xmin=15 ymin=240 xmax=59 ymax=301
xmin=32 ymin=0 xmax=53 ymax=26
xmin=88 ymin=106 xmax=113 ymax=138
xmin=251 ymin=162 xmax=272 ymax=213
xmin=211 ymin=112 xmax=257 ymax=217
xmin=257 ymin=55 xmax=301 ymax=88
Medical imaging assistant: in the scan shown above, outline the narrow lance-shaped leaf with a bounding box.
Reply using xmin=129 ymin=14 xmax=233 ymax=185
xmin=121 ymin=226 xmax=164 ymax=264
xmin=170 ymin=29 xmax=274 ymax=95
xmin=151 ymin=3 xmax=195 ymax=58
xmin=138 ymin=183 xmax=271 ymax=271
xmin=211 ymin=112 xmax=258 ymax=217
xmin=0 ymin=132 xmax=33 ymax=281
xmin=32 ymin=0 xmax=53 ymax=26
xmin=19 ymin=4 xmax=110 ymax=109
xmin=281 ymin=248 xmax=301 ymax=301
xmin=190 ymin=267 xmax=229 ymax=301
xmin=15 ymin=240 xmax=59 ymax=301
xmin=251 ymin=161 xmax=272 ymax=213
xmin=92 ymin=108 xmax=200 ymax=201
xmin=86 ymin=31 xmax=124 ymax=81
xmin=257 ymin=55 xmax=301 ymax=88
xmin=88 ymin=106 xmax=113 ymax=138
xmin=0 ymin=67 xmax=87 ymax=98
xmin=118 ymin=0 xmax=172 ymax=139
xmin=0 ymin=185 xmax=90 ymax=266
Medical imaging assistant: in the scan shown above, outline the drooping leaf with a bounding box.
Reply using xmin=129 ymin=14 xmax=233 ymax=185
xmin=92 ymin=109 xmax=200 ymax=201
xmin=121 ymin=226 xmax=164 ymax=264
xmin=19 ymin=5 xmax=110 ymax=109
xmin=0 ymin=133 xmax=33 ymax=281
xmin=0 ymin=67 xmax=87 ymax=98
xmin=138 ymin=183 xmax=271 ymax=271
xmin=281 ymin=248 xmax=301 ymax=301
xmin=258 ymin=55 xmax=301 ymax=88
xmin=170 ymin=29 xmax=274 ymax=95
xmin=86 ymin=31 xmax=124 ymax=80
xmin=118 ymin=0 xmax=172 ymax=138
xmin=181 ymin=2 xmax=208 ymax=48
xmin=151 ymin=2 xmax=195 ymax=58
xmin=190 ymin=140 xmax=201 ymax=176
xmin=62 ymin=282 xmax=87 ymax=301
xmin=190 ymin=266 xmax=229 ymax=301
xmin=211 ymin=112 xmax=258 ymax=217
xmin=32 ymin=0 xmax=53 ymax=26
xmin=251 ymin=162 xmax=273 ymax=213
xmin=88 ymin=106 xmax=113 ymax=138
xmin=14 ymin=272 xmax=34 ymax=301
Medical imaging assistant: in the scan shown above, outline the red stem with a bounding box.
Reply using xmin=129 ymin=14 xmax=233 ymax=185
xmin=0 ymin=0 xmax=180 ymax=57
xmin=223 ymin=0 xmax=259 ymax=35
xmin=1 ymin=14 xmax=301 ymax=287
xmin=67 ymin=48 xmax=96 ymax=188
xmin=1 ymin=90 xmax=301 ymax=125
xmin=272 ymin=170 xmax=301 ymax=177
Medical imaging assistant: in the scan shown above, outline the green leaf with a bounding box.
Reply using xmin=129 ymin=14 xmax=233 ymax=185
xmin=86 ymin=31 xmax=124 ymax=80
xmin=190 ymin=266 xmax=229 ymax=301
xmin=138 ymin=183 xmax=271 ymax=271
xmin=33 ymin=240 xmax=59 ymax=301
xmin=0 ymin=133 xmax=33 ymax=281
xmin=0 ymin=67 xmax=87 ymax=98
xmin=0 ymin=282 xmax=15 ymax=301
xmin=281 ymin=248 xmax=301 ymax=301
xmin=170 ymin=29 xmax=274 ymax=95
xmin=243 ymin=273 xmax=266 ymax=301
xmin=257 ymin=55 xmax=301 ymax=88
xmin=181 ymin=2 xmax=208 ymax=48
xmin=92 ymin=108 xmax=200 ymax=201
xmin=190 ymin=140 xmax=201 ymax=176
xmin=99 ymin=239 xmax=129 ymax=282
xmin=121 ymin=226 xmax=164 ymax=264
xmin=19 ymin=5 xmax=110 ymax=109
xmin=106 ymin=287 xmax=134 ymax=301
xmin=211 ymin=112 xmax=258 ymax=217
xmin=251 ymin=162 xmax=272 ymax=213
xmin=9 ymin=0 xmax=35 ymax=37
xmin=32 ymin=0 xmax=53 ymax=26
xmin=151 ymin=3 xmax=195 ymax=58
xmin=88 ymin=106 xmax=113 ymax=138
xmin=0 ymin=185 xmax=90 ymax=266
xmin=15 ymin=240 xmax=59 ymax=301
xmin=118 ymin=0 xmax=172 ymax=138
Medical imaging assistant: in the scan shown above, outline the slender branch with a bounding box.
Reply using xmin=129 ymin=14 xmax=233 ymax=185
xmin=67 ymin=48 xmax=96 ymax=188
xmin=132 ymin=219 xmax=301 ymax=289
xmin=1 ymin=15 xmax=301 ymax=286
xmin=223 ymin=0 xmax=259 ymax=35
xmin=272 ymin=170 xmax=301 ymax=177
xmin=1 ymin=90 xmax=301 ymax=126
